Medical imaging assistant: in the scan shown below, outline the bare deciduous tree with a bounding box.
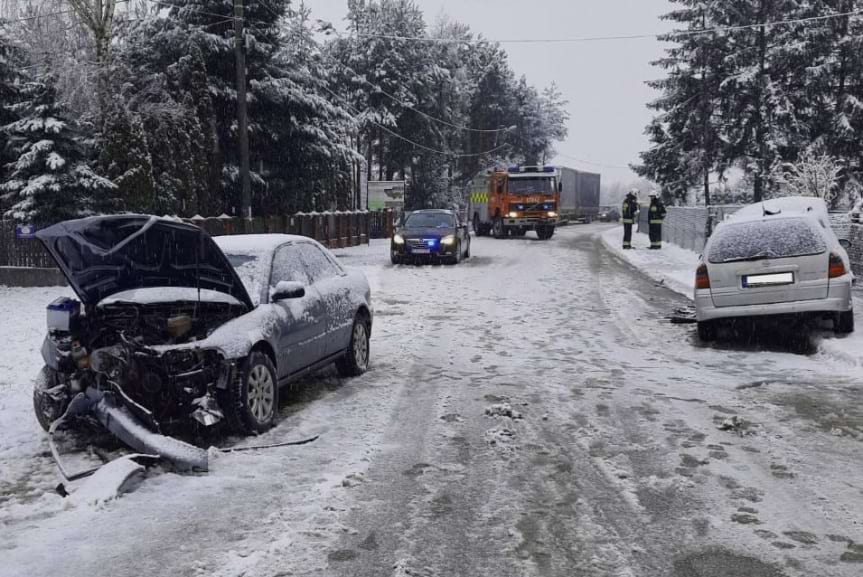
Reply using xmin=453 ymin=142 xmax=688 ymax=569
xmin=66 ymin=0 xmax=115 ymax=64
xmin=775 ymin=150 xmax=844 ymax=208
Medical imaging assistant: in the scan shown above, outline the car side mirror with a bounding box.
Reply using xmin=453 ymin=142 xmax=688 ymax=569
xmin=839 ymin=238 xmax=852 ymax=250
xmin=272 ymin=280 xmax=305 ymax=301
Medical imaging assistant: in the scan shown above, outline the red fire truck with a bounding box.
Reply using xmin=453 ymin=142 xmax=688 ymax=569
xmin=469 ymin=166 xmax=560 ymax=240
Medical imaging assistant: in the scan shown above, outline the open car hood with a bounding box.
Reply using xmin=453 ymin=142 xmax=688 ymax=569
xmin=37 ymin=215 xmax=254 ymax=309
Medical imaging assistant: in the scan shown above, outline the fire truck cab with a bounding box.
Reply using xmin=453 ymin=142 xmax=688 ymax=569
xmin=470 ymin=166 xmax=560 ymax=240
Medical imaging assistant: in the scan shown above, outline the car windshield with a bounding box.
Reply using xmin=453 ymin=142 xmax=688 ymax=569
xmin=225 ymin=253 xmax=265 ymax=305
xmin=509 ymin=178 xmax=556 ymax=195
xmin=708 ymin=218 xmax=827 ymax=263
xmin=404 ymin=213 xmax=455 ymax=228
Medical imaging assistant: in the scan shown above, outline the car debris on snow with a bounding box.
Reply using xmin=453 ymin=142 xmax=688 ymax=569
xmin=342 ymin=472 xmax=366 ymax=487
xmin=716 ymin=415 xmax=751 ymax=436
xmin=65 ymin=455 xmax=146 ymax=508
xmin=485 ymin=403 xmax=523 ymax=420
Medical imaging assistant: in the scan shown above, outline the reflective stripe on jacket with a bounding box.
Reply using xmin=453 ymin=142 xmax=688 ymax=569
xmin=648 ymin=201 xmax=666 ymax=224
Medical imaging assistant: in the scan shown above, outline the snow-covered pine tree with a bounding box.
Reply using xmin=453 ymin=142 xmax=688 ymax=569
xmin=1 ymin=78 xmax=116 ymax=224
xmin=539 ymin=84 xmax=569 ymax=161
xmin=99 ymin=98 xmax=156 ymax=213
xmin=154 ymin=0 xmax=291 ymax=215
xmin=458 ymin=39 xmax=519 ymax=181
xmin=111 ymin=16 xmax=218 ymax=216
xmin=333 ymin=0 xmax=440 ymax=188
xmin=171 ymin=44 xmax=219 ymax=215
xmin=636 ymin=0 xmax=732 ymax=204
xmin=792 ymin=0 xmax=863 ymax=196
xmin=0 ymin=21 xmax=22 ymax=182
xmin=264 ymin=3 xmax=359 ymax=212
xmin=511 ymin=78 xmax=568 ymax=166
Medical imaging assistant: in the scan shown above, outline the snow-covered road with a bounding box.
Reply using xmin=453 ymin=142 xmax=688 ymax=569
xmin=1 ymin=225 xmax=862 ymax=577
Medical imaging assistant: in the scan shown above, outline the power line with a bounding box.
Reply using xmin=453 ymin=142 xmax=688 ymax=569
xmin=349 ymin=8 xmax=863 ymax=45
xmin=322 ymin=84 xmax=511 ymax=159
xmin=553 ymin=152 xmax=631 ymax=171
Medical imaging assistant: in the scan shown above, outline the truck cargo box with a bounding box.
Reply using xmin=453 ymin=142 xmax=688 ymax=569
xmin=558 ymin=166 xmax=601 ymax=222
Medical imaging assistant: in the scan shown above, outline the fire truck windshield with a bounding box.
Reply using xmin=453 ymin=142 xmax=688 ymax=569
xmin=508 ymin=178 xmax=556 ymax=195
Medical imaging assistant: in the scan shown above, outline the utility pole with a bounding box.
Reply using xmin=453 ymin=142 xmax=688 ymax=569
xmin=234 ymin=0 xmax=252 ymax=219
xmin=699 ymin=9 xmax=712 ymax=208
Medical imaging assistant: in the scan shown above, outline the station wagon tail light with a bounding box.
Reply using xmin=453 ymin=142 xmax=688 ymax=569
xmin=695 ymin=264 xmax=711 ymax=290
xmin=829 ymin=253 xmax=847 ymax=278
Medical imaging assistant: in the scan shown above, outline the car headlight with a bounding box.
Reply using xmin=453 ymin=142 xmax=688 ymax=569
xmin=441 ymin=235 xmax=456 ymax=246
xmin=507 ymin=211 xmax=518 ymax=219
xmin=393 ymin=234 xmax=405 ymax=245
xmin=547 ymin=211 xmax=558 ymax=218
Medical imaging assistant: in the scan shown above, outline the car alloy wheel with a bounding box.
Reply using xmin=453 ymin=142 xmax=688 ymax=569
xmin=353 ymin=322 xmax=369 ymax=371
xmin=337 ymin=315 xmax=371 ymax=377
xmin=247 ymin=364 xmax=275 ymax=425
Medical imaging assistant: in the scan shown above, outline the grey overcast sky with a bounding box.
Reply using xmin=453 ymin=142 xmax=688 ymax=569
xmin=309 ymin=0 xmax=675 ymax=185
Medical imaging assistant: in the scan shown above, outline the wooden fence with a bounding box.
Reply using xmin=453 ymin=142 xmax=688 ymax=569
xmin=0 ymin=221 xmax=55 ymax=268
xmin=0 ymin=210 xmax=394 ymax=270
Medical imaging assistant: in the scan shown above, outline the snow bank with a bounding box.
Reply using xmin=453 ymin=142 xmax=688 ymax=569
xmin=600 ymin=227 xmax=698 ymax=297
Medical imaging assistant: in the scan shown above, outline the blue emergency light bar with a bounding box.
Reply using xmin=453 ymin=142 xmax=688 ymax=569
xmin=507 ymin=166 xmax=556 ymax=173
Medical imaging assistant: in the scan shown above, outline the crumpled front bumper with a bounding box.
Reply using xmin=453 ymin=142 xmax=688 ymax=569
xmin=50 ymin=387 xmax=208 ymax=481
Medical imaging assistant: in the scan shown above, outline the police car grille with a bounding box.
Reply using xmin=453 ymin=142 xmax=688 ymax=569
xmin=407 ymin=239 xmax=431 ymax=250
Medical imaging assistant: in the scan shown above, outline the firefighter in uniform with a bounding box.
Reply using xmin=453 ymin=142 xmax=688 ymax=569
xmin=621 ymin=189 xmax=639 ymax=249
xmin=648 ymin=191 xmax=667 ymax=249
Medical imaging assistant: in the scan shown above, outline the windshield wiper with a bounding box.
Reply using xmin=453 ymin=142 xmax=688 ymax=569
xmin=721 ymin=252 xmax=778 ymax=263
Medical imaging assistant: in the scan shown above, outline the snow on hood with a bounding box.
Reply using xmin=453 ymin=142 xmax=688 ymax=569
xmin=98 ymin=287 xmax=243 ymax=307
xmin=36 ymin=215 xmax=253 ymax=310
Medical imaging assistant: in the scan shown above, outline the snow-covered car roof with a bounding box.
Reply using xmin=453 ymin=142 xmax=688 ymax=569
xmin=213 ymin=234 xmax=311 ymax=255
xmin=730 ymin=196 xmax=828 ymax=224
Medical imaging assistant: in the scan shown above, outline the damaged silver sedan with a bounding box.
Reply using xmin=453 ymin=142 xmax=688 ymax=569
xmin=33 ymin=215 xmax=372 ymax=477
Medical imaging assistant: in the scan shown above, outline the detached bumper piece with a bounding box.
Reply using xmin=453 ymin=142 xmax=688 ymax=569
xmin=49 ymin=388 xmax=208 ymax=481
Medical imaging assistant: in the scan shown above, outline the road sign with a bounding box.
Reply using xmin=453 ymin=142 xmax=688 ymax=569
xmin=15 ymin=224 xmax=37 ymax=240
xmin=367 ymin=181 xmax=406 ymax=211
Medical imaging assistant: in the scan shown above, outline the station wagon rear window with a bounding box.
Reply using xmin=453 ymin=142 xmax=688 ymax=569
xmin=708 ymin=219 xmax=827 ymax=264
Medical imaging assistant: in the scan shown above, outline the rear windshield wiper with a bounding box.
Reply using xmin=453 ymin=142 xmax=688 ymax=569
xmin=720 ymin=253 xmax=778 ymax=263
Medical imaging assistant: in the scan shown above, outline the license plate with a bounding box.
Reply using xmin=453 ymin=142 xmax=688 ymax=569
xmin=743 ymin=272 xmax=794 ymax=287
xmin=412 ymin=248 xmax=430 ymax=255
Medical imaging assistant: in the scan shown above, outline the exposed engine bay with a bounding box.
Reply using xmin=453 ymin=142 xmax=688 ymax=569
xmin=29 ymin=216 xmax=273 ymax=480
xmin=40 ymin=296 xmax=245 ymax=434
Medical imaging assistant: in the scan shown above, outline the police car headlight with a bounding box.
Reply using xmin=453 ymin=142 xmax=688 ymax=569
xmin=393 ymin=234 xmax=405 ymax=245
xmin=507 ymin=212 xmax=518 ymax=219
xmin=547 ymin=211 xmax=558 ymax=218
xmin=441 ymin=235 xmax=456 ymax=246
